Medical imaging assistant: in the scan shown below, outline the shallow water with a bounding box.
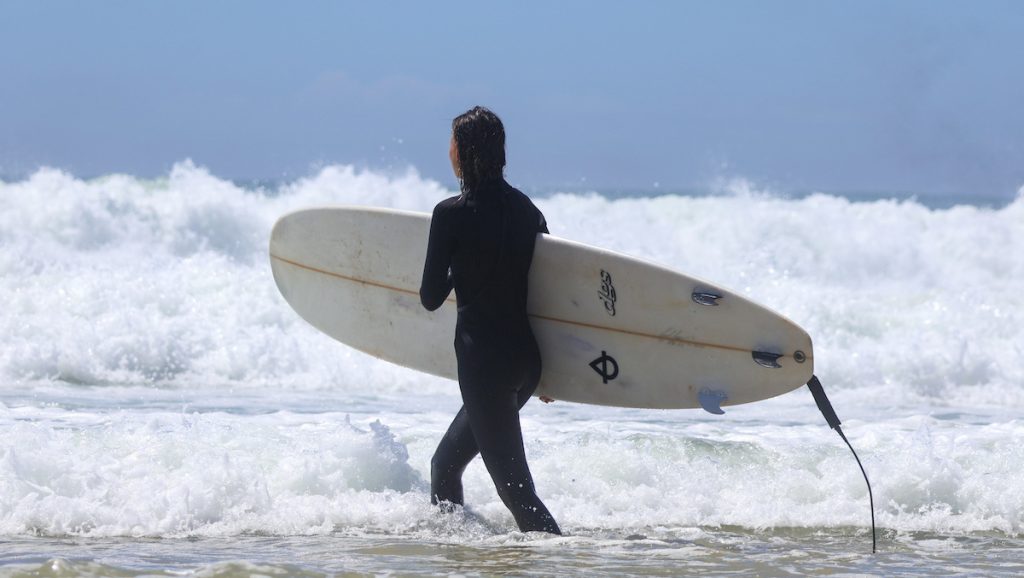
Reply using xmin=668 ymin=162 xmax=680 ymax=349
xmin=3 ymin=531 xmax=1024 ymax=576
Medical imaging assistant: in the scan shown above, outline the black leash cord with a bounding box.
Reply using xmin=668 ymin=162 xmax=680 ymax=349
xmin=807 ymin=375 xmax=877 ymax=554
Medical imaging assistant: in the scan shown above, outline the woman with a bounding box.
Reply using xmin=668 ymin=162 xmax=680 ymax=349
xmin=419 ymin=106 xmax=561 ymax=534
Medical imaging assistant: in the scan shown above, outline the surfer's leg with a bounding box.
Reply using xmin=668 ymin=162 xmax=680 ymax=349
xmin=462 ymin=380 xmax=561 ymax=534
xmin=431 ymin=405 xmax=478 ymax=507
xmin=430 ymin=364 xmax=537 ymax=509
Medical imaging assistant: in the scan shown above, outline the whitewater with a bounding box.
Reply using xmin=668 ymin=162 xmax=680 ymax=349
xmin=1 ymin=161 xmax=1023 ymax=576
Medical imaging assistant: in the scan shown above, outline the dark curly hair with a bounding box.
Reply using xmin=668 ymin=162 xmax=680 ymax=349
xmin=452 ymin=106 xmax=506 ymax=194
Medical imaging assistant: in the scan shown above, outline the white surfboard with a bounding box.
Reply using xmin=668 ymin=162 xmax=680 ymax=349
xmin=269 ymin=206 xmax=813 ymax=412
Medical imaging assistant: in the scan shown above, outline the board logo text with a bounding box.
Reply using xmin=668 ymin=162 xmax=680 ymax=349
xmin=598 ymin=269 xmax=617 ymax=316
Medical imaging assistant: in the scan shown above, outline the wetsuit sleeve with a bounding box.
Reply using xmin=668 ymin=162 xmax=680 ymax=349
xmin=538 ymin=208 xmax=549 ymax=234
xmin=420 ymin=203 xmax=455 ymax=311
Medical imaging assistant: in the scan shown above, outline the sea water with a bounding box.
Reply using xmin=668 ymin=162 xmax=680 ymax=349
xmin=1 ymin=162 xmax=1022 ymax=576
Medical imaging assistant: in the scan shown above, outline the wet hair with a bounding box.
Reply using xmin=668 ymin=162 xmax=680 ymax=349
xmin=452 ymin=106 xmax=506 ymax=193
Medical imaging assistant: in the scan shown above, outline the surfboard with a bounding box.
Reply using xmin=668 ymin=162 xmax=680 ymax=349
xmin=269 ymin=206 xmax=813 ymax=412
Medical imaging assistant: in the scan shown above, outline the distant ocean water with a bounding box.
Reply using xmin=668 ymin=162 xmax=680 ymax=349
xmin=1 ymin=162 xmax=1023 ymax=576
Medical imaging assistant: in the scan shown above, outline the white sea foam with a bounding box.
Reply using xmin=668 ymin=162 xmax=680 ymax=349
xmin=1 ymin=401 xmax=1022 ymax=538
xmin=0 ymin=406 xmax=429 ymax=537
xmin=1 ymin=162 xmax=1023 ymax=539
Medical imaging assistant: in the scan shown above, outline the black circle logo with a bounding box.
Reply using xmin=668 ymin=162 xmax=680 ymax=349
xmin=589 ymin=351 xmax=619 ymax=384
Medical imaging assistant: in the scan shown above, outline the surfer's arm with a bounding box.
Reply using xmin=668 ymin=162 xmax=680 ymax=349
xmin=420 ymin=203 xmax=455 ymax=311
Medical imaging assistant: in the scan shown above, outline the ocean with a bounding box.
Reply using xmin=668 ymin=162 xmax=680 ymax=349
xmin=1 ymin=162 xmax=1022 ymax=576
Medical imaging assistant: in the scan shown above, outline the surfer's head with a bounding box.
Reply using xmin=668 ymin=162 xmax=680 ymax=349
xmin=451 ymin=106 xmax=506 ymax=193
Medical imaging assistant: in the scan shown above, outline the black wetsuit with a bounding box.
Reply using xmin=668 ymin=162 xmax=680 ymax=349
xmin=419 ymin=178 xmax=560 ymax=534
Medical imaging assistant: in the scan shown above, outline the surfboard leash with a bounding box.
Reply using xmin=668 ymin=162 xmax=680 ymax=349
xmin=807 ymin=375 xmax=877 ymax=554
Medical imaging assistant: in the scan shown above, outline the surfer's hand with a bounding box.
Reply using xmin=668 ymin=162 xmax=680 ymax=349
xmin=540 ymin=396 xmax=555 ymax=404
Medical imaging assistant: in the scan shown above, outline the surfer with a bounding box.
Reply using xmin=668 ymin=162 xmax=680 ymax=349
xmin=419 ymin=106 xmax=561 ymax=534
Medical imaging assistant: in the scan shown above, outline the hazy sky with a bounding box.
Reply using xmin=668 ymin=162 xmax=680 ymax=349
xmin=1 ymin=0 xmax=1021 ymax=197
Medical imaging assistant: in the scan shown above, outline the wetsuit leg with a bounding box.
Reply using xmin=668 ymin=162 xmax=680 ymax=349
xmin=430 ymin=380 xmax=538 ymax=508
xmin=447 ymin=330 xmax=559 ymax=535
xmin=431 ymin=405 xmax=475 ymax=507
xmin=432 ymin=322 xmax=560 ymax=534
xmin=459 ymin=374 xmax=560 ymax=534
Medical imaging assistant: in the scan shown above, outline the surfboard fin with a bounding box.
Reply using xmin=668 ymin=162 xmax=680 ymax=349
xmin=691 ymin=291 xmax=722 ymax=306
xmin=752 ymin=351 xmax=783 ymax=368
xmin=698 ymin=388 xmax=728 ymax=415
